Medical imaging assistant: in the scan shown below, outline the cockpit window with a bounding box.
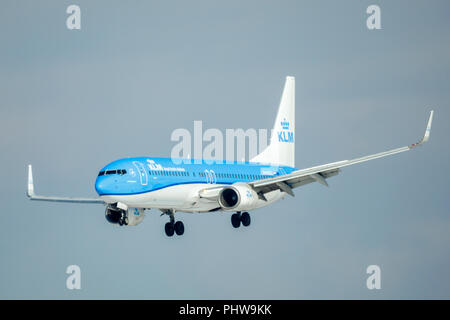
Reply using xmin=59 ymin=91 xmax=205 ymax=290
xmin=99 ymin=169 xmax=127 ymax=176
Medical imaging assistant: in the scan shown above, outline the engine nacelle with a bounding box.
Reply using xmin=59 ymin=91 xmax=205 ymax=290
xmin=105 ymin=207 xmax=122 ymax=224
xmin=105 ymin=206 xmax=145 ymax=226
xmin=125 ymin=207 xmax=145 ymax=226
xmin=218 ymin=183 xmax=259 ymax=211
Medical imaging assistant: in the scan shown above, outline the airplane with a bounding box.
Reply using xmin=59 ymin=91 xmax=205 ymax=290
xmin=26 ymin=76 xmax=434 ymax=237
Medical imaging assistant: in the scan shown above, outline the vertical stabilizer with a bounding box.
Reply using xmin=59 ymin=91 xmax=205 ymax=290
xmin=251 ymin=76 xmax=295 ymax=167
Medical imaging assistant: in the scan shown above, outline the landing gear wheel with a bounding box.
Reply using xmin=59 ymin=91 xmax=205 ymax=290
xmin=241 ymin=212 xmax=251 ymax=227
xmin=165 ymin=222 xmax=175 ymax=237
xmin=118 ymin=219 xmax=123 ymax=226
xmin=231 ymin=213 xmax=241 ymax=228
xmin=124 ymin=216 xmax=129 ymax=226
xmin=174 ymin=221 xmax=185 ymax=236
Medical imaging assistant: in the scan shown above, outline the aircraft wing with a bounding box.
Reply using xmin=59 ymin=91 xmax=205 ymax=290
xmin=26 ymin=165 xmax=104 ymax=204
xmin=250 ymin=111 xmax=434 ymax=197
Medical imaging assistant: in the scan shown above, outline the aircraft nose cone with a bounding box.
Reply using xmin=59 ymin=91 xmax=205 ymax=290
xmin=95 ymin=178 xmax=105 ymax=195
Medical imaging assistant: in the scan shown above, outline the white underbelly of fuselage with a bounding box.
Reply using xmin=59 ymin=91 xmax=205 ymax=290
xmin=100 ymin=183 xmax=286 ymax=213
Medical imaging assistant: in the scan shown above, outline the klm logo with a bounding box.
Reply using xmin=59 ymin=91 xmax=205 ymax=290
xmin=281 ymin=118 xmax=290 ymax=130
xmin=278 ymin=131 xmax=294 ymax=143
xmin=278 ymin=118 xmax=294 ymax=143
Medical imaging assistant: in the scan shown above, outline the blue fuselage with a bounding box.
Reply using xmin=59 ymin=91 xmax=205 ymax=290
xmin=95 ymin=157 xmax=297 ymax=196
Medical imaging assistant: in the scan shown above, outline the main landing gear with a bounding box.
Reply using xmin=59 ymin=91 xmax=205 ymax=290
xmin=231 ymin=211 xmax=251 ymax=228
xmin=162 ymin=209 xmax=184 ymax=237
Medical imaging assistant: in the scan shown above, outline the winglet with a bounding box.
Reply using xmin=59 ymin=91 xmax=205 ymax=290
xmin=410 ymin=110 xmax=433 ymax=148
xmin=422 ymin=110 xmax=434 ymax=143
xmin=27 ymin=164 xmax=35 ymax=198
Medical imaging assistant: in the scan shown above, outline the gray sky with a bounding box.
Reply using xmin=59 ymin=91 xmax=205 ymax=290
xmin=0 ymin=0 xmax=449 ymax=299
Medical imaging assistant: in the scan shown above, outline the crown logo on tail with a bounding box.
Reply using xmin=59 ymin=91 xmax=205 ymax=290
xmin=281 ymin=118 xmax=290 ymax=130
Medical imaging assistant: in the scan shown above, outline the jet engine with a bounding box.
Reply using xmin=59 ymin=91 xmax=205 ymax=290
xmin=105 ymin=207 xmax=122 ymax=224
xmin=105 ymin=206 xmax=145 ymax=226
xmin=218 ymin=183 xmax=260 ymax=211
